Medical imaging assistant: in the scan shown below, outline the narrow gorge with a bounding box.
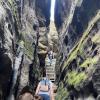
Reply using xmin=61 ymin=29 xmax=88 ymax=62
xmin=0 ymin=0 xmax=100 ymax=100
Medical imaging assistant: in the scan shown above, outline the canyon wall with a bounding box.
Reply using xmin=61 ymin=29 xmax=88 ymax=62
xmin=55 ymin=0 xmax=100 ymax=99
xmin=0 ymin=0 xmax=51 ymax=99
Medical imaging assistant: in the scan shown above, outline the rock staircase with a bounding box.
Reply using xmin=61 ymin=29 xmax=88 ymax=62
xmin=45 ymin=57 xmax=56 ymax=82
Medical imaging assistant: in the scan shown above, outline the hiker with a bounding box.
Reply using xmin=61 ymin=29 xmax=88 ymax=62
xmin=17 ymin=86 xmax=34 ymax=100
xmin=35 ymin=77 xmax=54 ymax=100
xmin=48 ymin=49 xmax=54 ymax=66
xmin=18 ymin=93 xmax=34 ymax=100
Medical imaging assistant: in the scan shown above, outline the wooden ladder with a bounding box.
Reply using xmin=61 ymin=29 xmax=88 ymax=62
xmin=45 ymin=57 xmax=56 ymax=82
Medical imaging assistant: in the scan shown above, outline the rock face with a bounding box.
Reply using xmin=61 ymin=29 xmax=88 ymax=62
xmin=0 ymin=0 xmax=51 ymax=99
xmin=55 ymin=0 xmax=100 ymax=99
xmin=0 ymin=4 xmax=15 ymax=99
xmin=0 ymin=0 xmax=100 ymax=99
xmin=35 ymin=0 xmax=51 ymax=78
xmin=36 ymin=0 xmax=51 ymax=27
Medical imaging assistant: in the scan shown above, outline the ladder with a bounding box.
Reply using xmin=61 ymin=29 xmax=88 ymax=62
xmin=45 ymin=57 xmax=56 ymax=82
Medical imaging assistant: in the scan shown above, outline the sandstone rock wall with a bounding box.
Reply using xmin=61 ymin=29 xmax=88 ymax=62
xmin=0 ymin=0 xmax=51 ymax=99
xmin=55 ymin=0 xmax=100 ymax=99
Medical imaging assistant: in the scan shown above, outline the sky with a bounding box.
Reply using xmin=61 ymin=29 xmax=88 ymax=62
xmin=50 ymin=0 xmax=56 ymax=21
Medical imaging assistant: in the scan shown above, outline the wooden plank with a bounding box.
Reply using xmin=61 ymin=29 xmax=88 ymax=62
xmin=45 ymin=64 xmax=54 ymax=66
xmin=46 ymin=70 xmax=55 ymax=73
xmin=46 ymin=66 xmax=55 ymax=68
xmin=46 ymin=67 xmax=55 ymax=70
xmin=48 ymin=77 xmax=55 ymax=80
xmin=46 ymin=73 xmax=55 ymax=75
xmin=46 ymin=73 xmax=55 ymax=77
xmin=46 ymin=70 xmax=55 ymax=72
xmin=50 ymin=79 xmax=55 ymax=81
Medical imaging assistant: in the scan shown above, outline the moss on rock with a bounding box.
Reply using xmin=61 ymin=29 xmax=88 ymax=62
xmin=56 ymin=82 xmax=68 ymax=100
xmin=66 ymin=71 xmax=87 ymax=87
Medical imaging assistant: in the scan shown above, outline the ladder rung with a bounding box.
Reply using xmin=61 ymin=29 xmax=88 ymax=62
xmin=46 ymin=64 xmax=55 ymax=66
xmin=46 ymin=70 xmax=55 ymax=73
xmin=46 ymin=70 xmax=55 ymax=72
xmin=46 ymin=74 xmax=55 ymax=77
xmin=45 ymin=58 xmax=56 ymax=81
xmin=45 ymin=62 xmax=56 ymax=64
xmin=46 ymin=73 xmax=55 ymax=75
xmin=46 ymin=67 xmax=55 ymax=69
xmin=50 ymin=79 xmax=55 ymax=81
xmin=49 ymin=77 xmax=55 ymax=80
xmin=46 ymin=67 xmax=55 ymax=70
xmin=48 ymin=76 xmax=55 ymax=78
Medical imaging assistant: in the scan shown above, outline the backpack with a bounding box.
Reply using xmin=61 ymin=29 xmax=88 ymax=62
xmin=39 ymin=80 xmax=50 ymax=92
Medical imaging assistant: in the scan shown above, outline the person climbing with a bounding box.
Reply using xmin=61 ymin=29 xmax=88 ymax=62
xmin=48 ymin=48 xmax=54 ymax=66
xmin=17 ymin=86 xmax=34 ymax=100
xmin=35 ymin=76 xmax=54 ymax=100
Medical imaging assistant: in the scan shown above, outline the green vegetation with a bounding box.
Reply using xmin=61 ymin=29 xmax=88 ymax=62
xmin=55 ymin=82 xmax=68 ymax=100
xmin=80 ymin=58 xmax=91 ymax=68
xmin=80 ymin=56 xmax=99 ymax=68
xmin=67 ymin=71 xmax=87 ymax=87
xmin=24 ymin=40 xmax=33 ymax=59
xmin=17 ymin=39 xmax=34 ymax=59
xmin=63 ymin=11 xmax=100 ymax=71
xmin=8 ymin=0 xmax=13 ymax=5
xmin=8 ymin=0 xmax=20 ymax=25
xmin=92 ymin=33 xmax=100 ymax=43
xmin=57 ymin=11 xmax=100 ymax=100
